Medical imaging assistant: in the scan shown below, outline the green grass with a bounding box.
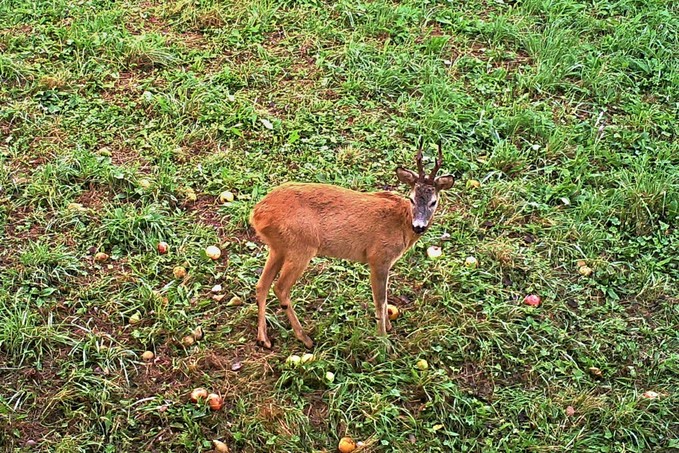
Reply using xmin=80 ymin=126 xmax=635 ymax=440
xmin=1 ymin=0 xmax=678 ymax=451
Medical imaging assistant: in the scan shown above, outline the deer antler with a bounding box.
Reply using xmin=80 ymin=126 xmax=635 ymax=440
xmin=428 ymin=140 xmax=444 ymax=181
xmin=416 ymin=140 xmax=426 ymax=182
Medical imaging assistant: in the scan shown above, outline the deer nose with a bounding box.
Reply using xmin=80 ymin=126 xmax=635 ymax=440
xmin=412 ymin=224 xmax=427 ymax=234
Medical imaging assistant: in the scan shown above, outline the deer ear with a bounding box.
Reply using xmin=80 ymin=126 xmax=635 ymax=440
xmin=434 ymin=174 xmax=455 ymax=191
xmin=396 ymin=167 xmax=418 ymax=186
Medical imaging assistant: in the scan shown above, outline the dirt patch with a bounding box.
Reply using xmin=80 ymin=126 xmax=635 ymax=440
xmin=28 ymin=123 xmax=68 ymax=150
xmin=184 ymin=194 xmax=230 ymax=239
xmin=124 ymin=2 xmax=171 ymax=36
xmin=132 ymin=345 xmax=193 ymax=397
xmin=75 ymin=186 xmax=112 ymax=210
xmin=304 ymin=391 xmax=329 ymax=428
xmin=258 ymin=398 xmax=285 ymax=422
xmin=99 ymin=70 xmax=147 ymax=105
xmin=122 ymin=1 xmax=211 ymax=50
xmin=108 ymin=146 xmax=152 ymax=173
xmin=3 ymin=24 xmax=34 ymax=36
xmin=0 ymin=349 xmax=72 ymax=447
xmin=2 ymin=205 xmax=45 ymax=243
xmin=175 ymin=31 xmax=208 ymax=49
xmin=454 ymin=361 xmax=495 ymax=400
xmin=447 ymin=40 xmax=532 ymax=76
xmin=175 ymin=136 xmax=219 ymax=162
xmin=0 ymin=25 xmax=33 ymax=53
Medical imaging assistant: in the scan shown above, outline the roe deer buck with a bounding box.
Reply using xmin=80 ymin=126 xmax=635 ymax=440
xmin=250 ymin=145 xmax=454 ymax=349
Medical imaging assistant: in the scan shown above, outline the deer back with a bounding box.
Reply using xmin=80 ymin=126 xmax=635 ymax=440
xmin=250 ymin=183 xmax=419 ymax=266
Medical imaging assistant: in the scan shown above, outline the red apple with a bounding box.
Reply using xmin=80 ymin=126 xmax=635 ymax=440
xmin=157 ymin=242 xmax=169 ymax=254
xmin=523 ymin=294 xmax=541 ymax=307
xmin=207 ymin=393 xmax=223 ymax=411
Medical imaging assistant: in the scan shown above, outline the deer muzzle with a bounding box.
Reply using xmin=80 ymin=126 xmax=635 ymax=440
xmin=412 ymin=219 xmax=428 ymax=234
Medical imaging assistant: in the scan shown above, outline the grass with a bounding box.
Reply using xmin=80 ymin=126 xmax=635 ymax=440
xmin=0 ymin=0 xmax=677 ymax=451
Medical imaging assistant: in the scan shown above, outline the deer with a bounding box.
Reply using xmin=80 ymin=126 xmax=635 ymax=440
xmin=249 ymin=144 xmax=455 ymax=349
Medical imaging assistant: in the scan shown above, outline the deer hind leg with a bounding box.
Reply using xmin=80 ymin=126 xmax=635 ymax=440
xmin=255 ymin=249 xmax=284 ymax=349
xmin=370 ymin=264 xmax=392 ymax=335
xmin=274 ymin=252 xmax=314 ymax=349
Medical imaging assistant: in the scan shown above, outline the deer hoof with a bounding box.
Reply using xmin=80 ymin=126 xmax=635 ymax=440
xmin=301 ymin=335 xmax=314 ymax=349
xmin=385 ymin=319 xmax=393 ymax=332
xmin=256 ymin=337 xmax=273 ymax=349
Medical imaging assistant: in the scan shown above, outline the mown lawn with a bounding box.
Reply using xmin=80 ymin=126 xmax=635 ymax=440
xmin=1 ymin=0 xmax=677 ymax=451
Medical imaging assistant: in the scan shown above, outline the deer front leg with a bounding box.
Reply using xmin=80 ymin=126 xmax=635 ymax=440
xmin=369 ymin=265 xmax=392 ymax=335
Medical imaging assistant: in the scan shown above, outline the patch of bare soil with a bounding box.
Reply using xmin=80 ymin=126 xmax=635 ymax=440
xmin=447 ymin=40 xmax=533 ymax=76
xmin=108 ymin=146 xmax=152 ymax=173
xmin=183 ymin=195 xmax=232 ymax=242
xmin=123 ymin=2 xmax=210 ymax=50
xmin=303 ymin=391 xmax=329 ymax=428
xmin=454 ymin=361 xmax=495 ymax=400
xmin=75 ymin=185 xmax=113 ymax=211
xmin=175 ymin=137 xmax=219 ymax=163
xmin=99 ymin=70 xmax=147 ymax=106
xmin=2 ymin=205 xmax=44 ymax=244
xmin=0 ymin=349 xmax=70 ymax=447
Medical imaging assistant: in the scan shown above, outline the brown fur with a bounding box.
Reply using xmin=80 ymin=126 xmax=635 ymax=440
xmin=251 ymin=183 xmax=419 ymax=265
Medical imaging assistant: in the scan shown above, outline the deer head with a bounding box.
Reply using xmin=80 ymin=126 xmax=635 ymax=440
xmin=396 ymin=142 xmax=455 ymax=234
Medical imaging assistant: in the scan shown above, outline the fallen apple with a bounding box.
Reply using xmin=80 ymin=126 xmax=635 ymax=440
xmin=94 ymin=252 xmax=109 ymax=262
xmin=286 ymin=354 xmax=301 ymax=366
xmin=141 ymin=350 xmax=154 ymax=361
xmin=464 ymin=256 xmax=478 ymax=268
xmin=207 ymin=393 xmax=223 ymax=411
xmin=206 ymin=246 xmax=221 ymax=260
xmin=415 ymin=359 xmax=429 ymax=371
xmin=226 ymin=296 xmax=243 ymax=307
xmin=301 ymin=353 xmax=315 ymax=364
xmin=325 ymin=371 xmax=335 ymax=383
xmin=338 ymin=437 xmax=356 ymax=453
xmin=182 ymin=335 xmax=195 ymax=347
xmin=387 ymin=304 xmax=399 ymax=320
xmin=190 ymin=387 xmax=208 ymax=402
xmin=157 ymin=242 xmax=169 ymax=254
xmin=427 ymin=246 xmax=443 ymax=259
xmin=212 ymin=439 xmax=230 ymax=453
xmin=523 ymin=294 xmax=541 ymax=307
xmin=466 ymin=179 xmax=481 ymax=189
xmin=387 ymin=304 xmax=401 ymax=321
xmin=173 ymin=266 xmax=187 ymax=279
xmin=219 ymin=190 xmax=235 ymax=203
xmin=578 ymin=265 xmax=593 ymax=277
